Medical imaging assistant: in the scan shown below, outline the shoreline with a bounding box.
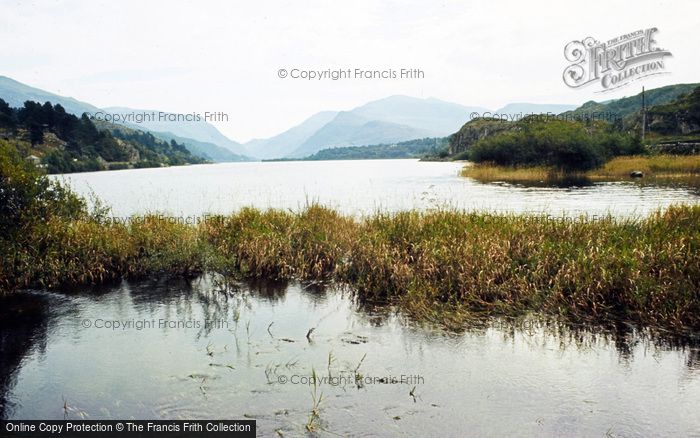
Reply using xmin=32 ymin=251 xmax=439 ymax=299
xmin=3 ymin=204 xmax=699 ymax=333
xmin=460 ymin=155 xmax=700 ymax=183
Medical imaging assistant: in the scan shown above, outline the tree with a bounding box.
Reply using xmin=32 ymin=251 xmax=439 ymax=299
xmin=29 ymin=123 xmax=44 ymax=145
xmin=0 ymin=98 xmax=15 ymax=130
xmin=0 ymin=140 xmax=86 ymax=236
xmin=468 ymin=119 xmax=631 ymax=172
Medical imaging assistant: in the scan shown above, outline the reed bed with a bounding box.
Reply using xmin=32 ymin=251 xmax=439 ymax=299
xmin=589 ymin=155 xmax=700 ymax=178
xmin=460 ymin=164 xmax=560 ymax=182
xmin=2 ymin=203 xmax=699 ymax=331
xmin=461 ymin=155 xmax=700 ymax=183
xmin=0 ymin=216 xmax=204 ymax=290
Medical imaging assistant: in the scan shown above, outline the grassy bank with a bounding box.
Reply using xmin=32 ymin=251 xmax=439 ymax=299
xmin=2 ymin=205 xmax=699 ymax=331
xmin=2 ymin=142 xmax=699 ymax=331
xmin=461 ymin=155 xmax=700 ymax=183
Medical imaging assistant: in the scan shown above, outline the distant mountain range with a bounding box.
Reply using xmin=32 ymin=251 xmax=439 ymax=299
xmin=271 ymin=137 xmax=448 ymax=162
xmin=2 ymin=75 xmax=584 ymax=162
xmin=243 ymin=111 xmax=338 ymax=160
xmin=286 ymin=110 xmax=433 ymax=159
xmin=245 ymin=96 xmax=489 ymax=159
xmin=243 ymin=98 xmax=582 ymax=159
xmin=0 ymin=76 xmax=249 ymax=162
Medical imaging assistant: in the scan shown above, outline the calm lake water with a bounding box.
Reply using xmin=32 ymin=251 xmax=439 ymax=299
xmin=52 ymin=159 xmax=700 ymax=218
xmin=4 ymin=160 xmax=698 ymax=436
xmin=2 ymin=277 xmax=699 ymax=437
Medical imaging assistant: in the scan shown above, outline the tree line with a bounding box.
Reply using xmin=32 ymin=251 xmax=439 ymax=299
xmin=0 ymin=98 xmax=204 ymax=173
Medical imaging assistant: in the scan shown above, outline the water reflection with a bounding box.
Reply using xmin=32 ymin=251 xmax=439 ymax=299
xmin=1 ymin=277 xmax=699 ymax=436
xmin=493 ymin=175 xmax=700 ymax=194
xmin=0 ymin=294 xmax=53 ymax=418
xmin=487 ymin=175 xmax=596 ymax=188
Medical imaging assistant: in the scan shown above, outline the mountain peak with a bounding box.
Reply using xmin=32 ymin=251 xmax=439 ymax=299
xmin=243 ymin=94 xmax=492 ymax=159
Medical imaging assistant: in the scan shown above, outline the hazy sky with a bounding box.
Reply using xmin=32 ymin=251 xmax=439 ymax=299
xmin=1 ymin=0 xmax=698 ymax=142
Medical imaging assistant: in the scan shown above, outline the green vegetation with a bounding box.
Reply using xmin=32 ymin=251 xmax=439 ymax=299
xmin=460 ymin=164 xmax=556 ymax=182
xmin=644 ymin=86 xmax=700 ymax=137
xmin=448 ymin=117 xmax=514 ymax=157
xmin=0 ymin=140 xmax=204 ymax=288
xmin=0 ymin=140 xmax=86 ymax=238
xmin=454 ymin=86 xmax=700 ymax=181
xmin=590 ymin=155 xmax=700 ymax=179
xmin=467 ymin=118 xmax=643 ymax=172
xmin=561 ymin=83 xmax=700 ymax=121
xmin=148 ymin=130 xmax=251 ymax=163
xmin=2 ymin=141 xmax=699 ymax=332
xmin=448 ymin=117 xmax=644 ymax=169
xmin=0 ymin=98 xmax=205 ymax=173
xmin=265 ymin=138 xmax=448 ymax=161
xmin=461 ymin=155 xmax=700 ymax=184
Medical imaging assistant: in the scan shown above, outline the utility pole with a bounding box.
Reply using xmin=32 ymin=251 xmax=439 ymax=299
xmin=641 ymin=86 xmax=646 ymax=143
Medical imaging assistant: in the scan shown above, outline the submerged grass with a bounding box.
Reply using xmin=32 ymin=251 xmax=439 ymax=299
xmin=460 ymin=163 xmax=559 ymax=182
xmin=2 ymin=203 xmax=700 ymax=331
xmin=461 ymin=155 xmax=700 ymax=184
xmin=589 ymin=155 xmax=700 ymax=178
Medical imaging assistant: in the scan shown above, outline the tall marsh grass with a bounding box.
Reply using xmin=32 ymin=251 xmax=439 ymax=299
xmin=2 ymin=140 xmax=699 ymax=330
xmin=461 ymin=155 xmax=700 ymax=183
xmin=460 ymin=164 xmax=562 ymax=182
xmin=1 ymin=216 xmax=205 ymax=289
xmin=2 ymin=204 xmax=699 ymax=331
xmin=590 ymin=155 xmax=700 ymax=178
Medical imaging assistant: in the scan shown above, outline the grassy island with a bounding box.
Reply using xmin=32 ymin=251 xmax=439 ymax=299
xmin=461 ymin=155 xmax=700 ymax=183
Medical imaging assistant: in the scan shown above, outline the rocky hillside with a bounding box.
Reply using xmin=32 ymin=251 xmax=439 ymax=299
xmin=447 ymin=118 xmax=514 ymax=156
xmin=644 ymin=86 xmax=700 ymax=135
xmin=560 ymin=83 xmax=700 ymax=124
xmin=448 ymin=84 xmax=700 ymax=158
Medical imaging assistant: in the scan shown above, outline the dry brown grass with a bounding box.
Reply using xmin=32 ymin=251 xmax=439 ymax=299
xmin=460 ymin=163 xmax=559 ymax=182
xmin=589 ymin=155 xmax=700 ymax=178
xmin=461 ymin=155 xmax=700 ymax=184
xmin=200 ymin=205 xmax=700 ymax=331
xmin=3 ymin=204 xmax=699 ymax=331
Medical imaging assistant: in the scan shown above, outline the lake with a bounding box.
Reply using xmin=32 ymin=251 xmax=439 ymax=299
xmin=2 ymin=277 xmax=699 ymax=437
xmin=53 ymin=159 xmax=700 ymax=218
xmin=3 ymin=159 xmax=698 ymax=436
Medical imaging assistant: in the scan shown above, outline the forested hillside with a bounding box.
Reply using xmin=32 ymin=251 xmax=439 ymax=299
xmin=0 ymin=99 xmax=205 ymax=173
